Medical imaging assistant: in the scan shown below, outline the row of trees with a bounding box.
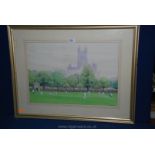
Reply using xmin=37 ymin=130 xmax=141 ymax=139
xmin=29 ymin=65 xmax=118 ymax=92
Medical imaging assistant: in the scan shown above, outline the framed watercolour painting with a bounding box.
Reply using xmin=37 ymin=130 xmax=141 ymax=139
xmin=8 ymin=25 xmax=139 ymax=123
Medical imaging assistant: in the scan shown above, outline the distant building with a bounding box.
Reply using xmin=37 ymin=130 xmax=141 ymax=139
xmin=67 ymin=46 xmax=97 ymax=75
xmin=77 ymin=46 xmax=88 ymax=68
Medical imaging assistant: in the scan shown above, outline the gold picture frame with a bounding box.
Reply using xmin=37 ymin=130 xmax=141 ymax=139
xmin=8 ymin=25 xmax=139 ymax=124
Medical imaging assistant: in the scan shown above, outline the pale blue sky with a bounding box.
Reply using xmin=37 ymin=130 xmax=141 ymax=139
xmin=26 ymin=42 xmax=119 ymax=79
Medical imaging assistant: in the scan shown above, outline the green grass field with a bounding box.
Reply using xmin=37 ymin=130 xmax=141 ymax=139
xmin=30 ymin=91 xmax=118 ymax=106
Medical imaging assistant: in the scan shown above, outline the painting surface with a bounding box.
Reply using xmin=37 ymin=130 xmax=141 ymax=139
xmin=26 ymin=42 xmax=119 ymax=106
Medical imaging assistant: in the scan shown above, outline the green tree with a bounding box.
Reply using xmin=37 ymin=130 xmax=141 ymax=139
xmin=81 ymin=65 xmax=96 ymax=92
xmin=111 ymin=80 xmax=118 ymax=89
xmin=50 ymin=71 xmax=65 ymax=90
xmin=67 ymin=74 xmax=79 ymax=90
xmin=37 ymin=71 xmax=51 ymax=90
xmin=29 ymin=70 xmax=38 ymax=88
xmin=99 ymin=77 xmax=110 ymax=89
xmin=92 ymin=79 xmax=100 ymax=89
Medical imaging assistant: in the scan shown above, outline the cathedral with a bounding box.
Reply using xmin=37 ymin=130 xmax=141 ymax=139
xmin=67 ymin=46 xmax=97 ymax=75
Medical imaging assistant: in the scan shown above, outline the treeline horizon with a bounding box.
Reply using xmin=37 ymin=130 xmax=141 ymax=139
xmin=29 ymin=65 xmax=118 ymax=92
